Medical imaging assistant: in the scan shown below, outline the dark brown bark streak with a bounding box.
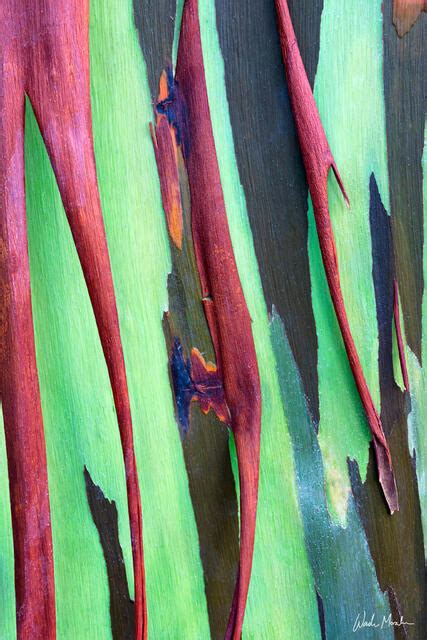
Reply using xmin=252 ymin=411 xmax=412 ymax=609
xmin=215 ymin=0 xmax=323 ymax=427
xmin=369 ymin=175 xmax=406 ymax=433
xmin=1 ymin=2 xmax=146 ymax=637
xmin=349 ymin=438 xmax=426 ymax=640
xmin=133 ymin=0 xmax=177 ymax=101
xmin=384 ymin=0 xmax=426 ymax=363
xmin=152 ymin=2 xmax=262 ymax=637
xmin=84 ymin=468 xmax=135 ymax=640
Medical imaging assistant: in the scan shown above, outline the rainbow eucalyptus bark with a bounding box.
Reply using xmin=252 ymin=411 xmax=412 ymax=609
xmin=275 ymin=0 xmax=399 ymax=513
xmin=153 ymin=1 xmax=262 ymax=637
xmin=0 ymin=2 xmax=146 ymax=638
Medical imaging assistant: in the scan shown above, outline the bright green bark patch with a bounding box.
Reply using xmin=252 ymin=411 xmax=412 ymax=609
xmin=310 ymin=0 xmax=389 ymax=522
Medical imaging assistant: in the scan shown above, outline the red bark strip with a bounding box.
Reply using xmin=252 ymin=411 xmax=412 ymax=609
xmin=393 ymin=280 xmax=410 ymax=391
xmin=156 ymin=1 xmax=262 ymax=637
xmin=150 ymin=71 xmax=183 ymax=250
xmin=1 ymin=2 xmax=146 ymax=637
xmin=0 ymin=102 xmax=56 ymax=637
xmin=392 ymin=0 xmax=427 ymax=37
xmin=275 ymin=0 xmax=399 ymax=513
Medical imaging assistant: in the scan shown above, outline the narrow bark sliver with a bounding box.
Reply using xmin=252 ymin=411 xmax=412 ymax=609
xmin=152 ymin=1 xmax=262 ymax=637
xmin=275 ymin=0 xmax=399 ymax=514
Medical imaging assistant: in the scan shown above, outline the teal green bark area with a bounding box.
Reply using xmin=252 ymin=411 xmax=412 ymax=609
xmin=309 ymin=0 xmax=390 ymax=522
xmin=270 ymin=309 xmax=393 ymax=639
xmin=199 ymin=3 xmax=322 ymax=638
xmin=407 ymin=128 xmax=427 ymax=554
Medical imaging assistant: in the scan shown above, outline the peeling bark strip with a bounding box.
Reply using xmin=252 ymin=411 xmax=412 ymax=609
xmin=154 ymin=1 xmax=262 ymax=637
xmin=150 ymin=71 xmax=183 ymax=249
xmin=393 ymin=0 xmax=427 ymax=37
xmin=1 ymin=2 xmax=146 ymax=638
xmin=275 ymin=0 xmax=399 ymax=513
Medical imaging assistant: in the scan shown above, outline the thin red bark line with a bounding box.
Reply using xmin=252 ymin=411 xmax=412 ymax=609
xmin=171 ymin=1 xmax=262 ymax=637
xmin=1 ymin=230 xmax=56 ymax=640
xmin=275 ymin=0 xmax=398 ymax=513
xmin=393 ymin=279 xmax=410 ymax=391
xmin=1 ymin=70 xmax=56 ymax=640
xmin=2 ymin=2 xmax=147 ymax=637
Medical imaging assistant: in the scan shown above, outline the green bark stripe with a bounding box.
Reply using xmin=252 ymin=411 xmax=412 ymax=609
xmin=89 ymin=3 xmax=209 ymax=633
xmin=26 ymin=103 xmax=113 ymax=638
xmin=310 ymin=0 xmax=390 ymax=522
xmin=198 ymin=3 xmax=321 ymax=638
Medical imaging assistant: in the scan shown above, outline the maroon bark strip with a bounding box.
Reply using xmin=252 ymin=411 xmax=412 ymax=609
xmin=275 ymin=0 xmax=399 ymax=513
xmin=150 ymin=71 xmax=183 ymax=249
xmin=392 ymin=0 xmax=427 ymax=37
xmin=1 ymin=2 xmax=146 ymax=638
xmin=393 ymin=280 xmax=410 ymax=392
xmin=151 ymin=117 xmax=183 ymax=249
xmin=157 ymin=1 xmax=262 ymax=637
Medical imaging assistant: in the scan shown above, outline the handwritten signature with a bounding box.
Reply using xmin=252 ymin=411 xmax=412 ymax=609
xmin=353 ymin=610 xmax=415 ymax=632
